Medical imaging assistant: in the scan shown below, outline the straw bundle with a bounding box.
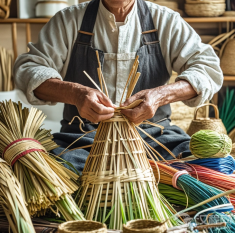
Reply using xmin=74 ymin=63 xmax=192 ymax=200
xmin=0 ymin=100 xmax=84 ymax=221
xmin=77 ymin=54 xmax=181 ymax=230
xmin=0 ymin=158 xmax=35 ymax=233
xmin=0 ymin=46 xmax=14 ymax=91
xmin=149 ymin=161 xmax=230 ymax=210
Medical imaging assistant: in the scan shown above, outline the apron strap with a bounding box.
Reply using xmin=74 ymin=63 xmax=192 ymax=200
xmin=76 ymin=0 xmax=100 ymax=45
xmin=137 ymin=0 xmax=159 ymax=44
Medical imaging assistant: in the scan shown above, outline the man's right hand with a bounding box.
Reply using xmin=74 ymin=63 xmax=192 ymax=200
xmin=74 ymin=85 xmax=115 ymax=123
xmin=34 ymin=79 xmax=115 ymax=123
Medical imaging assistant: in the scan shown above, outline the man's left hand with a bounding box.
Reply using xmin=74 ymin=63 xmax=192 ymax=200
xmin=121 ymin=88 xmax=161 ymax=124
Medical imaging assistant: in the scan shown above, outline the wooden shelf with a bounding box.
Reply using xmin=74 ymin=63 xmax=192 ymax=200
xmin=224 ymin=76 xmax=235 ymax=81
xmin=184 ymin=17 xmax=235 ymax=23
xmin=0 ymin=18 xmax=49 ymax=23
xmin=0 ymin=16 xmax=235 ymax=24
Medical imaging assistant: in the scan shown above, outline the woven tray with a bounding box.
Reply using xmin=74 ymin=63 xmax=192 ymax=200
xmin=185 ymin=3 xmax=225 ymax=17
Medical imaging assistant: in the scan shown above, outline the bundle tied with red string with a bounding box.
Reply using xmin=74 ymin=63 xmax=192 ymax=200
xmin=0 ymin=100 xmax=84 ymax=221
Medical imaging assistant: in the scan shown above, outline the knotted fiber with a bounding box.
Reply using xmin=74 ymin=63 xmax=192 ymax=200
xmin=190 ymin=130 xmax=232 ymax=158
xmin=0 ymin=158 xmax=35 ymax=233
xmin=58 ymin=221 xmax=107 ymax=233
xmin=0 ymin=100 xmax=84 ymax=220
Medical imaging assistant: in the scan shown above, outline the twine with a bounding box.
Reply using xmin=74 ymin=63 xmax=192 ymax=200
xmin=172 ymin=170 xmax=189 ymax=190
xmin=2 ymin=138 xmax=45 ymax=166
xmin=82 ymin=168 xmax=155 ymax=185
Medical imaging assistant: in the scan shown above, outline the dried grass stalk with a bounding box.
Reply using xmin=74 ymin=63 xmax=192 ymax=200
xmin=0 ymin=100 xmax=84 ymax=221
xmin=0 ymin=158 xmax=35 ymax=233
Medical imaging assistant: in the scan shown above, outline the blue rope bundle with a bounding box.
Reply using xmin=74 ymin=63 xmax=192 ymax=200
xmin=176 ymin=175 xmax=230 ymax=210
xmin=186 ymin=155 xmax=235 ymax=175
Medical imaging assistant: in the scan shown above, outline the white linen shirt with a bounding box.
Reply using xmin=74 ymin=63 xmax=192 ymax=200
xmin=13 ymin=0 xmax=223 ymax=107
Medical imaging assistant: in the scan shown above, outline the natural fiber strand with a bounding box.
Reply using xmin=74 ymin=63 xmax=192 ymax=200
xmin=0 ymin=100 xmax=84 ymax=221
xmin=0 ymin=158 xmax=35 ymax=233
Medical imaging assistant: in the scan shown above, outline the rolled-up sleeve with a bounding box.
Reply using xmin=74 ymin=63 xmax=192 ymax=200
xmin=13 ymin=11 xmax=68 ymax=105
xmin=160 ymin=12 xmax=223 ymax=107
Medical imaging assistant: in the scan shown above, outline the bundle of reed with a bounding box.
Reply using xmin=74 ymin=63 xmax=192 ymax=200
xmin=0 ymin=158 xmax=35 ymax=233
xmin=0 ymin=46 xmax=14 ymax=91
xmin=149 ymin=160 xmax=230 ymax=210
xmin=0 ymin=100 xmax=84 ymax=221
xmin=77 ymin=54 xmax=181 ymax=230
xmin=161 ymin=162 xmax=235 ymax=208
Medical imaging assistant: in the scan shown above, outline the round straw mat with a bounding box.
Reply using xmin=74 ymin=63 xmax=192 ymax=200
xmin=58 ymin=221 xmax=107 ymax=233
xmin=123 ymin=220 xmax=167 ymax=233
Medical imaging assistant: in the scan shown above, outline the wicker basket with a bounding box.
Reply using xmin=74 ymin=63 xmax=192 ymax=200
xmin=187 ymin=103 xmax=227 ymax=136
xmin=58 ymin=221 xmax=107 ymax=233
xmin=0 ymin=0 xmax=11 ymax=19
xmin=123 ymin=220 xmax=167 ymax=233
xmin=220 ymin=37 xmax=235 ymax=75
xmin=185 ymin=2 xmax=226 ymax=17
xmin=186 ymin=0 xmax=225 ymax=3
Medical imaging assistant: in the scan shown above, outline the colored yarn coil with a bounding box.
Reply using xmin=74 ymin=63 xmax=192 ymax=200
xmin=187 ymin=155 xmax=235 ymax=175
xmin=190 ymin=130 xmax=232 ymax=158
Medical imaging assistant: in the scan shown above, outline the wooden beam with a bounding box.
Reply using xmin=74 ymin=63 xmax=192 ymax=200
xmin=224 ymin=76 xmax=235 ymax=81
xmin=11 ymin=23 xmax=17 ymax=61
xmin=26 ymin=23 xmax=31 ymax=52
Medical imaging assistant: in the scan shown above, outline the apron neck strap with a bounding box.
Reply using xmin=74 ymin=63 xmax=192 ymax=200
xmin=77 ymin=0 xmax=158 ymax=45
xmin=137 ymin=0 xmax=159 ymax=43
xmin=76 ymin=0 xmax=100 ymax=45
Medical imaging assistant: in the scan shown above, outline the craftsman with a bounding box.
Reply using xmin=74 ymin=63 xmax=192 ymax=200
xmin=14 ymin=0 xmax=223 ymax=172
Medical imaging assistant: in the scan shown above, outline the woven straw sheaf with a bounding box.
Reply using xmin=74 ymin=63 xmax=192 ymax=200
xmin=58 ymin=221 xmax=107 ymax=233
xmin=220 ymin=39 xmax=235 ymax=75
xmin=185 ymin=3 xmax=225 ymax=17
xmin=187 ymin=104 xmax=227 ymax=136
xmin=123 ymin=220 xmax=167 ymax=233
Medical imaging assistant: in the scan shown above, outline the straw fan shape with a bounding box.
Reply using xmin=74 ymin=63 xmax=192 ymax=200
xmin=0 ymin=100 xmax=84 ymax=221
xmin=77 ymin=53 xmax=181 ymax=230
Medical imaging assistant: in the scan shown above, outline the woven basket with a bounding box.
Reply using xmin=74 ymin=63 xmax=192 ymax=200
xmin=185 ymin=2 xmax=226 ymax=17
xmin=229 ymin=128 xmax=235 ymax=143
xmin=58 ymin=221 xmax=107 ymax=233
xmin=0 ymin=0 xmax=11 ymax=19
xmin=186 ymin=0 xmax=225 ymax=3
xmin=123 ymin=220 xmax=167 ymax=233
xmin=187 ymin=103 xmax=227 ymax=136
xmin=220 ymin=37 xmax=235 ymax=75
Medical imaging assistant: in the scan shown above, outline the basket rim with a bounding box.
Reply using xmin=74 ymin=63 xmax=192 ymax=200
xmin=186 ymin=0 xmax=225 ymax=4
xmin=58 ymin=220 xmax=107 ymax=233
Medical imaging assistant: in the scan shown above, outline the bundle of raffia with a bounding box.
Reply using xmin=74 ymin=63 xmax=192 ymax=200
xmin=149 ymin=160 xmax=231 ymax=210
xmin=0 ymin=100 xmax=84 ymax=221
xmin=75 ymin=53 xmax=181 ymax=230
xmin=0 ymin=158 xmax=35 ymax=233
xmin=157 ymin=161 xmax=235 ymax=208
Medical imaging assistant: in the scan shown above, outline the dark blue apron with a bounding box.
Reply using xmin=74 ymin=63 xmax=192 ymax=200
xmin=52 ymin=0 xmax=191 ymax=173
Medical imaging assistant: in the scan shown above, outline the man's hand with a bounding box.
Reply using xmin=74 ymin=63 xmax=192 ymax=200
xmin=121 ymin=89 xmax=160 ymax=124
xmin=75 ymin=86 xmax=115 ymax=123
xmin=121 ymin=80 xmax=197 ymax=124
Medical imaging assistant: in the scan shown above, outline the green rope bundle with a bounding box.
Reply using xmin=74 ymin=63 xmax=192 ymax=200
xmin=190 ymin=130 xmax=232 ymax=158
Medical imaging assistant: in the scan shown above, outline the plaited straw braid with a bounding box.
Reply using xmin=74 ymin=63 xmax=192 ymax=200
xmin=2 ymin=138 xmax=45 ymax=166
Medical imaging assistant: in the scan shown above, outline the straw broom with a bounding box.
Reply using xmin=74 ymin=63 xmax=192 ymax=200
xmin=76 ymin=54 xmax=181 ymax=230
xmin=0 ymin=100 xmax=84 ymax=221
xmin=0 ymin=158 xmax=35 ymax=233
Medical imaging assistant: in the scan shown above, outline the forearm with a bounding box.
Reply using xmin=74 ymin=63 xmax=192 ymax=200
xmin=34 ymin=78 xmax=80 ymax=105
xmin=155 ymin=80 xmax=197 ymax=107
